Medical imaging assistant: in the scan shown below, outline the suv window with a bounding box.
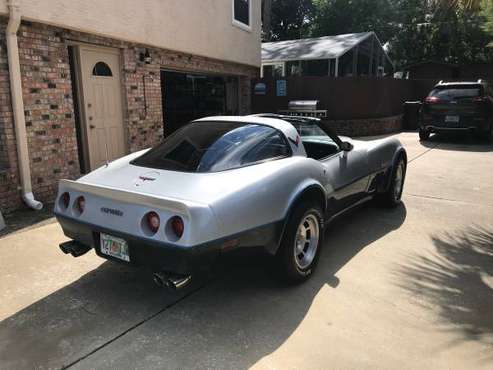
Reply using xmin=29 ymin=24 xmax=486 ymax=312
xmin=131 ymin=122 xmax=291 ymax=172
xmin=429 ymin=84 xmax=483 ymax=101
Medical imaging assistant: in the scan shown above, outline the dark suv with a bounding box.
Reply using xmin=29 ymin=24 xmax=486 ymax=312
xmin=419 ymin=80 xmax=493 ymax=141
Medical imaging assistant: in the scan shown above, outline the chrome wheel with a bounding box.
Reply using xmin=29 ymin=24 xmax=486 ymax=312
xmin=294 ymin=213 xmax=320 ymax=270
xmin=393 ymin=161 xmax=405 ymax=200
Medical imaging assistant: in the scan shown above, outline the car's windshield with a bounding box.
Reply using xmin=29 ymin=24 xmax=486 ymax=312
xmin=429 ymin=85 xmax=483 ymax=101
xmin=288 ymin=120 xmax=341 ymax=160
xmin=131 ymin=121 xmax=291 ymax=172
xmin=290 ymin=121 xmax=337 ymax=143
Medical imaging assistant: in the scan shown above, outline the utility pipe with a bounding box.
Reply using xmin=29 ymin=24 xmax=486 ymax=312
xmin=6 ymin=0 xmax=43 ymax=210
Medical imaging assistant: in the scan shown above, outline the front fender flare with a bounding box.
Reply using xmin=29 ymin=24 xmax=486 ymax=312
xmin=383 ymin=148 xmax=407 ymax=192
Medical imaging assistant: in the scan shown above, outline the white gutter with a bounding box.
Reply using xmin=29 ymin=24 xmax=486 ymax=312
xmin=6 ymin=0 xmax=43 ymax=210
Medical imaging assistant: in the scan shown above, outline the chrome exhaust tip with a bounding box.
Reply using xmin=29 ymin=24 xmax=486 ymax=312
xmin=153 ymin=272 xmax=167 ymax=288
xmin=153 ymin=272 xmax=192 ymax=290
xmin=168 ymin=275 xmax=192 ymax=290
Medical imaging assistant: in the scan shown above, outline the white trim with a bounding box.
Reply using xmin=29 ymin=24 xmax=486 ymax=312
xmin=232 ymin=0 xmax=252 ymax=32
xmin=261 ymin=32 xmax=394 ymax=67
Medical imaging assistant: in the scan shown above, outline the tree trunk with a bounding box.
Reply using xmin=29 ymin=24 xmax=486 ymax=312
xmin=262 ymin=0 xmax=272 ymax=40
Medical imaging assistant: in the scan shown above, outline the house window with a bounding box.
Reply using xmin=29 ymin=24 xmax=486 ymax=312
xmin=92 ymin=62 xmax=112 ymax=77
xmin=233 ymin=0 xmax=251 ymax=30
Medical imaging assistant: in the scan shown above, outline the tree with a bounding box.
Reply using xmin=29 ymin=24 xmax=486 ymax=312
xmin=430 ymin=0 xmax=482 ymax=13
xmin=264 ymin=0 xmax=314 ymax=41
xmin=309 ymin=0 xmax=399 ymax=43
xmin=387 ymin=0 xmax=493 ymax=69
xmin=481 ymin=0 xmax=493 ymax=37
xmin=262 ymin=0 xmax=272 ymax=40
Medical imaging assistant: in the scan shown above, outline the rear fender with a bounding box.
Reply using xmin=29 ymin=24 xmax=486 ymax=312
xmin=268 ymin=181 xmax=327 ymax=255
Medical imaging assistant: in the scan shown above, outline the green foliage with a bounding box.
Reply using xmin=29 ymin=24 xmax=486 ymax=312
xmin=310 ymin=0 xmax=399 ymax=43
xmin=388 ymin=0 xmax=493 ymax=69
xmin=481 ymin=0 xmax=493 ymax=37
xmin=264 ymin=0 xmax=314 ymax=41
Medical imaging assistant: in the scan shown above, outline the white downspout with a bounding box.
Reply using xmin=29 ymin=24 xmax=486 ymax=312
xmin=6 ymin=0 xmax=43 ymax=210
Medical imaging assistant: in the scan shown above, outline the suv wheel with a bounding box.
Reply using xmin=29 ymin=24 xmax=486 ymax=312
xmin=485 ymin=125 xmax=493 ymax=142
xmin=419 ymin=128 xmax=430 ymax=141
xmin=277 ymin=201 xmax=323 ymax=283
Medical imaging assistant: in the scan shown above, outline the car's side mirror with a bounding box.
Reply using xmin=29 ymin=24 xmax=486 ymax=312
xmin=340 ymin=141 xmax=353 ymax=152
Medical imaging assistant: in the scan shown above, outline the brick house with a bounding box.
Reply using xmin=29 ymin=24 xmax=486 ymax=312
xmin=0 ymin=0 xmax=260 ymax=212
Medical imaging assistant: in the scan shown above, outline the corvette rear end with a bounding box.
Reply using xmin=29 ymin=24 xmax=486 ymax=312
xmin=54 ymin=175 xmax=223 ymax=289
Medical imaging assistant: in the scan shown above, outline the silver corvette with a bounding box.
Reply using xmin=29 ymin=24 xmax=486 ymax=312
xmin=55 ymin=114 xmax=407 ymax=287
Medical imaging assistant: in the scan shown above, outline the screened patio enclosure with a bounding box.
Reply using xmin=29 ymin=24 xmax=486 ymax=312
xmin=261 ymin=32 xmax=393 ymax=78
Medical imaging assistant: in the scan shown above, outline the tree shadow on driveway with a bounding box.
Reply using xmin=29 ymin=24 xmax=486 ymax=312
xmin=394 ymin=225 xmax=493 ymax=361
xmin=0 ymin=202 xmax=406 ymax=369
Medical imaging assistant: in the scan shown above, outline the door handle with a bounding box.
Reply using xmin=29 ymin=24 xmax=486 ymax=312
xmin=89 ymin=124 xmax=96 ymax=129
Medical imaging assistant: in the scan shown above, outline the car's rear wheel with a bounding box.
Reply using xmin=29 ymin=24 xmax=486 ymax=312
xmin=277 ymin=201 xmax=323 ymax=283
xmin=377 ymin=156 xmax=406 ymax=208
xmin=419 ymin=128 xmax=430 ymax=141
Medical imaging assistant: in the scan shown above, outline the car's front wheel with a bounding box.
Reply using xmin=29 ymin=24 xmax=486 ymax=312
xmin=419 ymin=128 xmax=430 ymax=141
xmin=377 ymin=156 xmax=407 ymax=208
xmin=277 ymin=201 xmax=324 ymax=283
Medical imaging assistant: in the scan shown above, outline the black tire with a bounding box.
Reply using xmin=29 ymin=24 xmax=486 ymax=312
xmin=376 ymin=156 xmax=407 ymax=208
xmin=419 ymin=128 xmax=430 ymax=141
xmin=484 ymin=125 xmax=493 ymax=142
xmin=277 ymin=200 xmax=324 ymax=283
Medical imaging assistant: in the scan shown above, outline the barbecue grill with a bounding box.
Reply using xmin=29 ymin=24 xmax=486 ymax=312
xmin=278 ymin=100 xmax=327 ymax=118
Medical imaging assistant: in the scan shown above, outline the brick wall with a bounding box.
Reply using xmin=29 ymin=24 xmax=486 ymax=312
xmin=0 ymin=18 xmax=258 ymax=213
xmin=324 ymin=115 xmax=403 ymax=137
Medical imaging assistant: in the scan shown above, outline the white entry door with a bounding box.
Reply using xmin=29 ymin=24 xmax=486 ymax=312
xmin=78 ymin=46 xmax=125 ymax=169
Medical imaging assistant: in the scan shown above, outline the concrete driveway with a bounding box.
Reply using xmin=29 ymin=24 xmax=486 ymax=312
xmin=0 ymin=132 xmax=492 ymax=370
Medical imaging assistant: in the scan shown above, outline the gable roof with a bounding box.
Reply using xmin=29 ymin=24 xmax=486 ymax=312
xmin=262 ymin=32 xmax=374 ymax=62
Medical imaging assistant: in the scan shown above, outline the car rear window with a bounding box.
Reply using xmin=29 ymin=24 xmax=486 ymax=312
xmin=131 ymin=121 xmax=291 ymax=172
xmin=429 ymin=85 xmax=483 ymax=101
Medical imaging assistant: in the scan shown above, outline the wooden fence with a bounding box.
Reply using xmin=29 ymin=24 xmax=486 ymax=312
xmin=252 ymin=77 xmax=438 ymax=120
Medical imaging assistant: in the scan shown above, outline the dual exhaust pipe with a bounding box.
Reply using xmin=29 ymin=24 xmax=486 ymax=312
xmin=59 ymin=240 xmax=91 ymax=257
xmin=153 ymin=272 xmax=192 ymax=291
xmin=60 ymin=241 xmax=192 ymax=290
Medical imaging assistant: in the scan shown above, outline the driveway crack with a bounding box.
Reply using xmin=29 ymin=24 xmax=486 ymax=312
xmin=61 ymin=285 xmax=204 ymax=369
xmin=408 ymin=143 xmax=441 ymax=164
xmin=406 ymin=193 xmax=493 ymax=207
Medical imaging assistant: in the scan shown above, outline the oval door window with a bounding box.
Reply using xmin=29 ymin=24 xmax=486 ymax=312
xmin=92 ymin=61 xmax=113 ymax=77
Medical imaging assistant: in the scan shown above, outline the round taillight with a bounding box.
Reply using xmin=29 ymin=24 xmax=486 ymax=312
xmin=61 ymin=192 xmax=70 ymax=209
xmin=170 ymin=216 xmax=184 ymax=239
xmin=76 ymin=196 xmax=85 ymax=214
xmin=146 ymin=211 xmax=160 ymax=234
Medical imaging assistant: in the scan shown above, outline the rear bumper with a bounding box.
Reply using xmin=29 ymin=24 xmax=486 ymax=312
xmin=421 ymin=125 xmax=479 ymax=133
xmin=55 ymin=214 xmax=284 ymax=274
xmin=56 ymin=214 xmax=221 ymax=274
xmin=420 ymin=117 xmax=490 ymax=133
